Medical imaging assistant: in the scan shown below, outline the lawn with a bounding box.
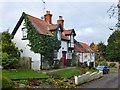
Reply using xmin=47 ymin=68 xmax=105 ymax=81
xmin=2 ymin=69 xmax=49 ymax=79
xmin=110 ymin=68 xmax=118 ymax=70
xmin=109 ymin=71 xmax=117 ymax=74
xmin=52 ymin=68 xmax=84 ymax=78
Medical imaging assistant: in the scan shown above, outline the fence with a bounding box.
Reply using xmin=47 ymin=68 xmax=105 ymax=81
xmin=17 ymin=57 xmax=32 ymax=69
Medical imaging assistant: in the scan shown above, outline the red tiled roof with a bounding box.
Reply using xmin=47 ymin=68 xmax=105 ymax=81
xmin=49 ymin=24 xmax=58 ymax=30
xmin=74 ymin=41 xmax=94 ymax=53
xmin=26 ymin=14 xmax=58 ymax=36
xmin=74 ymin=43 xmax=84 ymax=52
xmin=63 ymin=29 xmax=72 ymax=35
xmin=61 ymin=33 xmax=70 ymax=41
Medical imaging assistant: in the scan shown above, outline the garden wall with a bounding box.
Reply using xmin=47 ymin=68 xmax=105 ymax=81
xmin=107 ymin=62 xmax=119 ymax=69
xmin=17 ymin=57 xmax=32 ymax=69
xmin=75 ymin=71 xmax=103 ymax=85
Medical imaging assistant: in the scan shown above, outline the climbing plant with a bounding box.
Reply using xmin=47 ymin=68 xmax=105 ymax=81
xmin=23 ymin=12 xmax=61 ymax=69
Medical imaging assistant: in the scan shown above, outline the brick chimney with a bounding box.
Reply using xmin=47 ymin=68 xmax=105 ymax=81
xmin=57 ymin=16 xmax=64 ymax=28
xmin=44 ymin=11 xmax=52 ymax=24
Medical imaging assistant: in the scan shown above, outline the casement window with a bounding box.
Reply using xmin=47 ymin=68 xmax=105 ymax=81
xmin=22 ymin=27 xmax=27 ymax=40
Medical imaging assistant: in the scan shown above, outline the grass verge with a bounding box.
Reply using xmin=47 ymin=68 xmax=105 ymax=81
xmin=109 ymin=71 xmax=116 ymax=74
xmin=110 ymin=68 xmax=118 ymax=70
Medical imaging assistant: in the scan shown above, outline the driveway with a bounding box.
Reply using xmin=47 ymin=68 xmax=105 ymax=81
xmin=81 ymin=70 xmax=119 ymax=88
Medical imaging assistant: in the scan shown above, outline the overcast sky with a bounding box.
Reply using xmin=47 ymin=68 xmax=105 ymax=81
xmin=0 ymin=0 xmax=118 ymax=45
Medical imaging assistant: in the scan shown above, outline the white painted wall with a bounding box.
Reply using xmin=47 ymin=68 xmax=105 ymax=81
xmin=12 ymin=19 xmax=41 ymax=70
xmin=76 ymin=52 xmax=95 ymax=67
xmin=57 ymin=29 xmax=61 ymax=40
xmin=75 ymin=71 xmax=103 ymax=85
xmin=57 ymin=40 xmax=68 ymax=60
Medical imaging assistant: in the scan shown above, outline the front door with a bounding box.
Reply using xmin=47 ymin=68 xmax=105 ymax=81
xmin=61 ymin=52 xmax=66 ymax=66
xmin=63 ymin=53 xmax=66 ymax=66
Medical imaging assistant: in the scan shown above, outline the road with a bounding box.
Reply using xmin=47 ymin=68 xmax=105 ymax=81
xmin=81 ymin=70 xmax=119 ymax=88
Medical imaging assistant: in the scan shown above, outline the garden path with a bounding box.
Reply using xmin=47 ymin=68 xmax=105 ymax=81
xmin=40 ymin=67 xmax=77 ymax=74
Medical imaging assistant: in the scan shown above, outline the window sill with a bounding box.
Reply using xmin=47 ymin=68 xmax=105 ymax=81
xmin=22 ymin=38 xmax=27 ymax=40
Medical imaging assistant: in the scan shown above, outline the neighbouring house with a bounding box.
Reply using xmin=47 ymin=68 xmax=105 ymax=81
xmin=12 ymin=11 xmax=76 ymax=70
xmin=74 ymin=40 xmax=95 ymax=67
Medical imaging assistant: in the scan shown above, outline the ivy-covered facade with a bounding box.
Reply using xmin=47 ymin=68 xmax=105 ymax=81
xmin=12 ymin=11 xmax=76 ymax=70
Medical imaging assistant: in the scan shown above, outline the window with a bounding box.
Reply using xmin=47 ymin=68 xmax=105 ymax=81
xmin=22 ymin=27 xmax=27 ymax=39
xmin=71 ymin=34 xmax=74 ymax=43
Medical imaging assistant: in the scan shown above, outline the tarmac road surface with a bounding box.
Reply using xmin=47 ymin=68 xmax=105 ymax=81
xmin=81 ymin=70 xmax=119 ymax=88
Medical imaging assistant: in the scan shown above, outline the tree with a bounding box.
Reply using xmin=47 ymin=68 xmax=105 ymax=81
xmin=23 ymin=12 xmax=61 ymax=69
xmin=1 ymin=31 xmax=19 ymax=69
xmin=106 ymin=30 xmax=120 ymax=62
xmin=2 ymin=31 xmax=19 ymax=58
xmin=97 ymin=41 xmax=106 ymax=59
xmin=90 ymin=42 xmax=96 ymax=51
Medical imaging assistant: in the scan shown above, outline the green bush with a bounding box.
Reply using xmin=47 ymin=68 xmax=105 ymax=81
xmin=95 ymin=60 xmax=101 ymax=67
xmin=78 ymin=58 xmax=80 ymax=67
xmin=101 ymin=60 xmax=108 ymax=66
xmin=1 ymin=53 xmax=18 ymax=69
xmin=46 ymin=72 xmax=61 ymax=79
xmin=2 ymin=76 xmax=13 ymax=88
xmin=53 ymin=60 xmax=59 ymax=69
xmin=66 ymin=59 xmax=72 ymax=66
xmin=19 ymin=80 xmax=29 ymax=85
xmin=109 ymin=63 xmax=116 ymax=68
xmin=81 ymin=62 xmax=87 ymax=68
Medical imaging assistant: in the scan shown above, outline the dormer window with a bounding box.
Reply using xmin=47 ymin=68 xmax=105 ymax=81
xmin=22 ymin=27 xmax=27 ymax=40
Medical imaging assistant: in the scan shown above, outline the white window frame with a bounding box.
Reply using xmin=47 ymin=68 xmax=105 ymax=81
xmin=22 ymin=27 xmax=27 ymax=39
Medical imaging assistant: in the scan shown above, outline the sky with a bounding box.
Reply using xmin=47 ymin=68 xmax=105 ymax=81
xmin=0 ymin=0 xmax=118 ymax=45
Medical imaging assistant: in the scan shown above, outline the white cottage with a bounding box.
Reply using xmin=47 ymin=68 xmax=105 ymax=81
xmin=12 ymin=11 xmax=76 ymax=70
xmin=74 ymin=40 xmax=95 ymax=67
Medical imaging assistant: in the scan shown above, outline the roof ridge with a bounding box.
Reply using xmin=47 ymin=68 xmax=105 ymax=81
xmin=26 ymin=13 xmax=50 ymax=26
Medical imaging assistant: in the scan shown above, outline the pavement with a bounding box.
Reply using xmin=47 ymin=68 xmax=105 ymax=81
xmin=81 ymin=70 xmax=119 ymax=88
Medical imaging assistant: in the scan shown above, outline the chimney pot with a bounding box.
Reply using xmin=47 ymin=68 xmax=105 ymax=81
xmin=46 ymin=11 xmax=50 ymax=14
xmin=44 ymin=11 xmax=52 ymax=24
xmin=57 ymin=16 xmax=64 ymax=28
xmin=59 ymin=16 xmax=63 ymax=20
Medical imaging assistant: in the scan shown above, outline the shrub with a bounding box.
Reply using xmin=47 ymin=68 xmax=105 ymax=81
xmin=95 ymin=60 xmax=101 ymax=67
xmin=1 ymin=53 xmax=18 ymax=69
xmin=53 ymin=60 xmax=59 ymax=69
xmin=19 ymin=80 xmax=29 ymax=85
xmin=2 ymin=76 xmax=13 ymax=88
xmin=46 ymin=72 xmax=61 ymax=79
xmin=66 ymin=59 xmax=72 ymax=66
xmin=81 ymin=62 xmax=87 ymax=68
xmin=78 ymin=58 xmax=80 ymax=67
xmin=109 ymin=63 xmax=116 ymax=68
xmin=101 ymin=60 xmax=108 ymax=66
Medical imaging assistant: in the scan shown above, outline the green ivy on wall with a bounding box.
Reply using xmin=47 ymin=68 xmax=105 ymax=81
xmin=22 ymin=12 xmax=61 ymax=69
